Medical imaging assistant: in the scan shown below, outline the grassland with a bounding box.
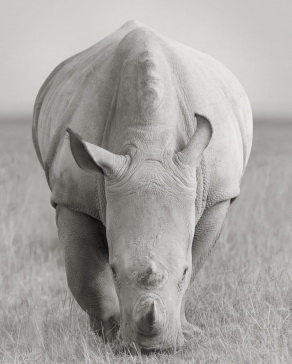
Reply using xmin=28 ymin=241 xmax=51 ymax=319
xmin=0 ymin=118 xmax=291 ymax=363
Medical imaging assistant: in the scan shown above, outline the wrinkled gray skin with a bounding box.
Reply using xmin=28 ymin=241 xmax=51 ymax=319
xmin=33 ymin=20 xmax=252 ymax=352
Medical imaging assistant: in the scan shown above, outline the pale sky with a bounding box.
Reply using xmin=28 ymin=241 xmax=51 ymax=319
xmin=1 ymin=0 xmax=291 ymax=119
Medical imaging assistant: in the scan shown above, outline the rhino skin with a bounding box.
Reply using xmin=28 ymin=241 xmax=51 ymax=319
xmin=32 ymin=20 xmax=252 ymax=352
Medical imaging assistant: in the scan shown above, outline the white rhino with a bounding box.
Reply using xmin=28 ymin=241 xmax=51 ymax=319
xmin=33 ymin=20 xmax=252 ymax=351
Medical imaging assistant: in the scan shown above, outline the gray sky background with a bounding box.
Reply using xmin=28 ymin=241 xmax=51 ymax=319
xmin=1 ymin=0 xmax=291 ymax=119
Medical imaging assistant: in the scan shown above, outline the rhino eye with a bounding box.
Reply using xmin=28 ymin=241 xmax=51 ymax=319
xmin=182 ymin=267 xmax=188 ymax=278
xmin=110 ymin=265 xmax=117 ymax=279
xmin=178 ymin=267 xmax=189 ymax=290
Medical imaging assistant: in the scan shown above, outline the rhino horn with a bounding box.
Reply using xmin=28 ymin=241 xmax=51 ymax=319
xmin=144 ymin=301 xmax=157 ymax=327
xmin=136 ymin=260 xmax=168 ymax=288
xmin=134 ymin=298 xmax=165 ymax=336
xmin=175 ymin=114 xmax=212 ymax=167
xmin=149 ymin=260 xmax=158 ymax=275
xmin=67 ymin=128 xmax=128 ymax=177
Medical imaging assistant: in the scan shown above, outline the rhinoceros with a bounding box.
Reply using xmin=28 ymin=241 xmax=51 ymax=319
xmin=32 ymin=20 xmax=252 ymax=351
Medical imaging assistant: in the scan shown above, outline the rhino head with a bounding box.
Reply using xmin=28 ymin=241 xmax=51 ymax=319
xmin=67 ymin=114 xmax=212 ymax=351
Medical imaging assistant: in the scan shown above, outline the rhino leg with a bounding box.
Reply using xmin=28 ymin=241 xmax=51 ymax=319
xmin=191 ymin=200 xmax=231 ymax=275
xmin=56 ymin=206 xmax=120 ymax=341
xmin=180 ymin=290 xmax=202 ymax=339
xmin=181 ymin=200 xmax=231 ymax=333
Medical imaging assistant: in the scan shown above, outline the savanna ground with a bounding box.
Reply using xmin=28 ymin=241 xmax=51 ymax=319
xmin=0 ymin=117 xmax=291 ymax=364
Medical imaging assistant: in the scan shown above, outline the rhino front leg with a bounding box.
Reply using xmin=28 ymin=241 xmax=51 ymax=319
xmin=192 ymin=199 xmax=230 ymax=276
xmin=56 ymin=206 xmax=120 ymax=341
xmin=182 ymin=200 xmax=231 ymax=335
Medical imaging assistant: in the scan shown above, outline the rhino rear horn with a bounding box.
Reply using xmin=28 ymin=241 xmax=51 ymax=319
xmin=175 ymin=114 xmax=212 ymax=167
xmin=67 ymin=128 xmax=128 ymax=177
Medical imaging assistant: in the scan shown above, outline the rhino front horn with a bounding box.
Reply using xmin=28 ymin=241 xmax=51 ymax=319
xmin=134 ymin=294 xmax=166 ymax=336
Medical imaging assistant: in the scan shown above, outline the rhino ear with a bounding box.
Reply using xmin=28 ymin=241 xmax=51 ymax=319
xmin=67 ymin=128 xmax=128 ymax=177
xmin=175 ymin=114 xmax=212 ymax=167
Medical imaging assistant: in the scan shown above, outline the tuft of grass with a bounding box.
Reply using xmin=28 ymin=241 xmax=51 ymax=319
xmin=0 ymin=119 xmax=291 ymax=363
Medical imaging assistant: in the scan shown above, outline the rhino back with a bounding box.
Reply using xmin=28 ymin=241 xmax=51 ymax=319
xmin=33 ymin=21 xmax=252 ymax=224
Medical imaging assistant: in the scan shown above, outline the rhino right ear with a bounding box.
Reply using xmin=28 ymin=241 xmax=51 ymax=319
xmin=66 ymin=128 xmax=128 ymax=177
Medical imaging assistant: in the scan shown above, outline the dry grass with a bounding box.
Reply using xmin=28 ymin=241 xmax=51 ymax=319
xmin=0 ymin=118 xmax=291 ymax=363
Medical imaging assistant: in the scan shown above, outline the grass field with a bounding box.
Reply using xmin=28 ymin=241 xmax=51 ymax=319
xmin=0 ymin=118 xmax=291 ymax=363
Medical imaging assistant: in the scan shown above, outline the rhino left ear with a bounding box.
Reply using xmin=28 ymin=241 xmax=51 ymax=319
xmin=175 ymin=114 xmax=212 ymax=167
xmin=67 ymin=128 xmax=128 ymax=177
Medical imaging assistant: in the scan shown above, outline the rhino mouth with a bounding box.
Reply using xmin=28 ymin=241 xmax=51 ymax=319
xmin=139 ymin=345 xmax=175 ymax=355
xmin=117 ymin=341 xmax=176 ymax=356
